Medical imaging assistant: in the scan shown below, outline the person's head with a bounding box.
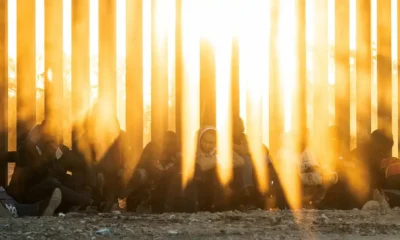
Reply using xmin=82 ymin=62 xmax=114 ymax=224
xmin=233 ymin=117 xmax=245 ymax=139
xmin=162 ymin=131 xmax=179 ymax=156
xmin=39 ymin=120 xmax=60 ymax=157
xmin=370 ymin=129 xmax=393 ymax=159
xmin=199 ymin=128 xmax=217 ymax=154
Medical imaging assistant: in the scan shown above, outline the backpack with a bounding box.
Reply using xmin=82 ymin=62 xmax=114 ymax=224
xmin=380 ymin=157 xmax=400 ymax=179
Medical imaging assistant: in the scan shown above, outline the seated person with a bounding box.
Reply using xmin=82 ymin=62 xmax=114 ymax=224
xmin=276 ymin=130 xmax=337 ymax=209
xmin=127 ymin=131 xmax=197 ymax=213
xmin=232 ymin=118 xmax=253 ymax=190
xmin=232 ymin=117 xmax=274 ymax=209
xmin=317 ymin=126 xmax=358 ymax=210
xmin=196 ymin=126 xmax=244 ymax=211
xmin=347 ymin=129 xmax=394 ymax=208
xmin=253 ymin=145 xmax=283 ymax=210
xmin=377 ymin=157 xmax=400 ymax=207
xmin=24 ymin=121 xmax=95 ymax=198
xmin=299 ymin=145 xmax=338 ymax=208
xmin=7 ymin=120 xmax=93 ymax=212
xmin=73 ymin=106 xmax=147 ymax=212
xmin=299 ymin=130 xmax=338 ymax=207
xmin=0 ymin=187 xmax=61 ymax=217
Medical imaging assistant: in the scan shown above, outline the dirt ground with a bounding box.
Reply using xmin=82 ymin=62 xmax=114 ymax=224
xmin=1 ymin=209 xmax=400 ymax=239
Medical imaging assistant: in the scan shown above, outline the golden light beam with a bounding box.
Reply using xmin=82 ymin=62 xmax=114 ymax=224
xmin=215 ymin=0 xmax=233 ymax=186
xmin=240 ymin=0 xmax=269 ymax=193
xmin=311 ymin=0 xmax=331 ymax=171
xmin=275 ymin=0 xmax=302 ymax=210
xmin=181 ymin=0 xmax=200 ymax=188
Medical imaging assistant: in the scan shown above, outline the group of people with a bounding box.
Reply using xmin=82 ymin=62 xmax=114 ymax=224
xmin=1 ymin=103 xmax=400 ymax=217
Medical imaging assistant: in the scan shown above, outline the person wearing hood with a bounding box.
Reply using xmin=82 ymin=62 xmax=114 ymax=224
xmin=196 ymin=126 xmax=245 ymax=171
xmin=196 ymin=126 xmax=245 ymax=211
xmin=196 ymin=126 xmax=218 ymax=171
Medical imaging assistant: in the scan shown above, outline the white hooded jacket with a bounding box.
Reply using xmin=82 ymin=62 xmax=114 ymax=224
xmin=196 ymin=126 xmax=244 ymax=171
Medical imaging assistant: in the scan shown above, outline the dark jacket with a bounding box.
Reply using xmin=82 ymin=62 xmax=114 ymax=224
xmin=8 ymin=127 xmax=85 ymax=201
xmin=7 ymin=137 xmax=53 ymax=201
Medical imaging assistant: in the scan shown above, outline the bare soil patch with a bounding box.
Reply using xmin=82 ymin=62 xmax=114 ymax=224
xmin=1 ymin=209 xmax=400 ymax=239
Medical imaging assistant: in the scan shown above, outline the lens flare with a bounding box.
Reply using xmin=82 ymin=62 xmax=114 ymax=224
xmin=239 ymin=0 xmax=269 ymax=193
xmin=47 ymin=68 xmax=53 ymax=82
xmin=181 ymin=0 xmax=200 ymax=188
xmin=214 ymin=0 xmax=233 ymax=186
xmin=275 ymin=0 xmax=302 ymax=210
xmin=311 ymin=0 xmax=331 ymax=170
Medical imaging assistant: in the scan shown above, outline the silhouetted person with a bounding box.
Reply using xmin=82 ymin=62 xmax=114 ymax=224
xmin=7 ymin=120 xmax=93 ymax=212
xmin=73 ymin=103 xmax=147 ymax=212
xmin=196 ymin=126 xmax=244 ymax=211
xmin=126 ymin=131 xmax=198 ymax=213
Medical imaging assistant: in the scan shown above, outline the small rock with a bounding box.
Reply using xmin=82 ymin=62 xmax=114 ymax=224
xmin=58 ymin=213 xmax=65 ymax=217
xmin=96 ymin=228 xmax=112 ymax=236
xmin=112 ymin=210 xmax=121 ymax=215
xmin=78 ymin=233 xmax=90 ymax=239
xmin=58 ymin=226 xmax=65 ymax=231
xmin=373 ymin=189 xmax=390 ymax=213
xmin=168 ymin=230 xmax=178 ymax=235
xmin=65 ymin=212 xmax=81 ymax=219
xmin=362 ymin=200 xmax=380 ymax=211
xmin=321 ymin=214 xmax=329 ymax=223
xmin=9 ymin=218 xmax=23 ymax=227
xmin=75 ymin=229 xmax=83 ymax=233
